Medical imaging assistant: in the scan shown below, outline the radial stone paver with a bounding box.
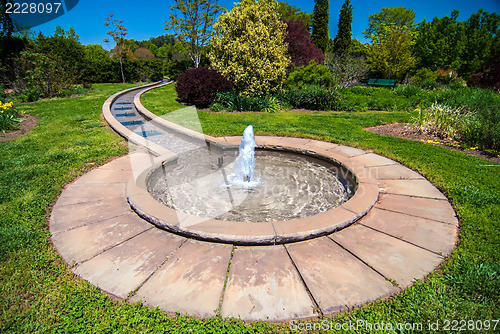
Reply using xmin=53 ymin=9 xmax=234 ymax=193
xmin=51 ymin=212 xmax=152 ymax=264
xmin=221 ymin=245 xmax=316 ymax=321
xmin=330 ymin=224 xmax=444 ymax=288
xmin=49 ymin=84 xmax=460 ymax=322
xmin=50 ymin=196 xmax=132 ymax=234
xmin=360 ymin=207 xmax=457 ymax=256
xmin=285 ymin=237 xmax=397 ymax=314
xmin=74 ymin=228 xmax=185 ymax=299
xmin=130 ymin=239 xmax=232 ymax=318
xmin=375 ymin=193 xmax=458 ymax=225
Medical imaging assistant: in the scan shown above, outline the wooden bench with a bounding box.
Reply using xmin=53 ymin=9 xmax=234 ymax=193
xmin=367 ymin=78 xmax=397 ymax=88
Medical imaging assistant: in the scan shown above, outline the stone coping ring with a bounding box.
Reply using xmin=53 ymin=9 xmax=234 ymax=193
xmin=127 ymin=144 xmax=379 ymax=245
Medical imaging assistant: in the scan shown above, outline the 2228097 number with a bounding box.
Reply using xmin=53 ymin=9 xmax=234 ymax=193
xmin=5 ymin=2 xmax=62 ymax=14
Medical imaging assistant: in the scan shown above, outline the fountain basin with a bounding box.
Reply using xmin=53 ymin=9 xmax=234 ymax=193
xmin=127 ymin=144 xmax=379 ymax=245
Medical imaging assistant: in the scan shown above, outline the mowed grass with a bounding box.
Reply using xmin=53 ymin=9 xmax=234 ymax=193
xmin=0 ymin=83 xmax=498 ymax=333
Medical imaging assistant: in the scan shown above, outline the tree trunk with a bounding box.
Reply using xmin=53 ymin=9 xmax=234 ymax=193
xmin=119 ymin=57 xmax=125 ymax=83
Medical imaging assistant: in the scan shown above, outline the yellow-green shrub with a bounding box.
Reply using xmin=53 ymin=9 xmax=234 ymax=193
xmin=209 ymin=0 xmax=290 ymax=96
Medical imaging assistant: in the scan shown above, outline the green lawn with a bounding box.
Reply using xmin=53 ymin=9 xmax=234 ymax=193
xmin=1 ymin=83 xmax=498 ymax=333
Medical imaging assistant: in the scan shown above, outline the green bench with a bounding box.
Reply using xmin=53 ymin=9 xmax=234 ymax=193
xmin=367 ymin=78 xmax=397 ymax=88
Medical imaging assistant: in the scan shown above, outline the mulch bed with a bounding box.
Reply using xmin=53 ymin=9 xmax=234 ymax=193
xmin=0 ymin=114 xmax=40 ymax=142
xmin=365 ymin=122 xmax=500 ymax=163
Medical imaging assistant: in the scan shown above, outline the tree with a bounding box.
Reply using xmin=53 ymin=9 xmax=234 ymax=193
xmin=20 ymin=49 xmax=77 ymax=97
xmin=414 ymin=10 xmax=466 ymax=74
xmin=311 ymin=0 xmax=329 ymax=52
xmin=1 ymin=0 xmax=28 ymax=87
xmin=332 ymin=0 xmax=352 ymax=53
xmin=165 ymin=0 xmax=224 ymax=68
xmin=54 ymin=26 xmax=79 ymax=42
xmin=209 ymin=0 xmax=290 ymax=95
xmin=367 ymin=26 xmax=417 ymax=79
xmin=326 ymin=52 xmax=369 ymax=87
xmin=277 ymin=1 xmax=313 ymax=30
xmin=462 ymin=9 xmax=500 ymax=77
xmin=348 ymin=38 xmax=369 ymax=56
xmin=104 ymin=14 xmax=128 ymax=83
xmin=284 ymin=19 xmax=323 ymax=67
xmin=134 ymin=47 xmax=155 ymax=60
xmin=83 ymin=44 xmax=116 ymax=83
xmin=36 ymin=27 xmax=86 ymax=76
xmin=364 ymin=7 xmax=416 ymax=41
xmin=109 ymin=44 xmax=135 ymax=61
xmin=0 ymin=0 xmax=15 ymax=37
xmin=414 ymin=9 xmax=499 ymax=77
xmin=468 ymin=50 xmax=500 ymax=91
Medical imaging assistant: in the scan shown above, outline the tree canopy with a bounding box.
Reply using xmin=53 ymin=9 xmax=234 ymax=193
xmin=165 ymin=0 xmax=224 ymax=68
xmin=415 ymin=9 xmax=500 ymax=77
xmin=367 ymin=25 xmax=417 ymax=79
xmin=285 ymin=19 xmax=323 ymax=67
xmin=332 ymin=0 xmax=352 ymax=53
xmin=277 ymin=1 xmax=313 ymax=30
xmin=209 ymin=0 xmax=290 ymax=95
xmin=364 ymin=6 xmax=416 ymax=41
xmin=311 ymin=0 xmax=329 ymax=52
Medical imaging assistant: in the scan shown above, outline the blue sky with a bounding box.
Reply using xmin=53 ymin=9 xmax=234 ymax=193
xmin=33 ymin=0 xmax=500 ymax=48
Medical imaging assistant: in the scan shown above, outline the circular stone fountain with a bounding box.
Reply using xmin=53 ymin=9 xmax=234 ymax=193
xmin=128 ymin=126 xmax=376 ymax=245
xmin=50 ymin=83 xmax=459 ymax=321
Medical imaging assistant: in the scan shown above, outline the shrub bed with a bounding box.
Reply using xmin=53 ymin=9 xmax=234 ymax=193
xmin=278 ymin=86 xmax=343 ymax=111
xmin=211 ymin=85 xmax=343 ymax=112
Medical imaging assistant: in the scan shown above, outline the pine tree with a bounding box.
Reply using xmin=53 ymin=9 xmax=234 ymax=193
xmin=332 ymin=0 xmax=352 ymax=53
xmin=311 ymin=0 xmax=329 ymax=52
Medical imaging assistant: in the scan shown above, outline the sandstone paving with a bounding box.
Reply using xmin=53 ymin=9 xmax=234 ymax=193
xmin=51 ymin=212 xmax=153 ymax=264
xmin=220 ymin=245 xmax=316 ymax=321
xmin=50 ymin=196 xmax=132 ymax=233
xmin=351 ymin=152 xmax=398 ymax=167
xmin=55 ymin=183 xmax=126 ymax=206
xmin=72 ymin=167 xmax=131 ymax=186
xmin=74 ymin=228 xmax=185 ymax=299
xmin=375 ymin=193 xmax=458 ymax=225
xmin=130 ymin=239 xmax=232 ymax=318
xmin=330 ymin=225 xmax=444 ymax=288
xmin=332 ymin=145 xmax=367 ymax=157
xmin=367 ymin=164 xmax=425 ymax=180
xmin=360 ymin=207 xmax=458 ymax=256
xmin=98 ymin=155 xmax=133 ymax=172
xmin=285 ymin=237 xmax=397 ymax=314
xmin=379 ymin=179 xmax=447 ymax=200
